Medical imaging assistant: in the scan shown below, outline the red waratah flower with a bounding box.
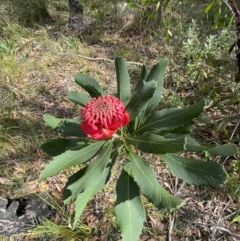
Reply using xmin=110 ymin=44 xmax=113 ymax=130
xmin=80 ymin=95 xmax=130 ymax=140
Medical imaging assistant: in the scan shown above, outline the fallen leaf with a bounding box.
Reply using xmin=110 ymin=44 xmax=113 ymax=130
xmin=0 ymin=177 xmax=14 ymax=185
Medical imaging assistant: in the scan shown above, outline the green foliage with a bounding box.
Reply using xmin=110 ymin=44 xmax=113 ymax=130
xmin=141 ymin=59 xmax=168 ymax=116
xmin=178 ymin=18 xmax=238 ymax=111
xmin=67 ymin=91 xmax=91 ymax=106
xmin=43 ymin=114 xmax=85 ymax=137
xmin=75 ymin=73 xmax=105 ymax=97
xmin=66 ymin=141 xmax=114 ymax=228
xmin=160 ymin=154 xmax=228 ymax=186
xmin=40 ymin=57 xmax=237 ymax=240
xmin=1 ymin=1 xmax=239 ymax=239
xmin=115 ymin=57 xmax=131 ymax=105
xmin=0 ymin=42 xmax=12 ymax=53
xmin=181 ymin=19 xmax=230 ymax=82
xmin=126 ymin=0 xmax=170 ymax=28
xmin=126 ymin=133 xmax=186 ymax=154
xmin=126 ymin=79 xmax=156 ymax=120
xmin=115 ymin=169 xmax=146 ymax=241
xmin=39 ymin=141 xmax=105 ymax=180
xmin=125 ymin=151 xmax=184 ymax=211
xmin=227 ymin=159 xmax=240 ymax=197
xmin=204 ymin=0 xmax=234 ymax=29
xmin=134 ymin=99 xmax=205 ymax=134
xmin=233 ymin=216 xmax=240 ymax=222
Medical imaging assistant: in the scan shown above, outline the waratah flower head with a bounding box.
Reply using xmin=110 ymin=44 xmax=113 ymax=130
xmin=80 ymin=95 xmax=130 ymax=140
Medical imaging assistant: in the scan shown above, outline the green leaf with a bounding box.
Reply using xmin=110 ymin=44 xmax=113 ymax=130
xmin=127 ymin=2 xmax=139 ymax=8
xmin=133 ymin=65 xmax=149 ymax=94
xmin=115 ymin=57 xmax=130 ymax=105
xmin=63 ymin=166 xmax=87 ymax=204
xmin=132 ymin=60 xmax=168 ymax=127
xmin=156 ymin=1 xmax=160 ymax=11
xmin=160 ymin=153 xmax=228 ymax=186
xmin=163 ymin=0 xmax=171 ymax=10
xmin=126 ymin=133 xmax=186 ymax=154
xmin=69 ymin=189 xmax=93 ymax=229
xmin=208 ymin=143 xmax=237 ymax=157
xmin=126 ymin=80 xmax=156 ymax=120
xmin=67 ymin=142 xmax=115 ymax=228
xmin=184 ymin=135 xmax=209 ymax=152
xmin=129 ymin=65 xmax=149 ymax=130
xmin=204 ymin=1 xmax=214 ymax=13
xmin=143 ymin=59 xmax=168 ymax=116
xmin=157 ymin=122 xmax=195 ymax=135
xmin=67 ymin=91 xmax=91 ymax=106
xmin=63 ymin=149 xmax=120 ymax=204
xmin=41 ymin=138 xmax=87 ymax=156
xmin=65 ymin=142 xmax=114 ymax=199
xmin=165 ymin=30 xmax=171 ymax=43
xmin=43 ymin=114 xmax=85 ymax=137
xmin=115 ymin=169 xmax=145 ymax=241
xmin=233 ymin=216 xmax=240 ymax=222
xmin=135 ymin=99 xmax=206 ymax=134
xmin=185 ymin=137 xmax=238 ymax=156
xmin=126 ymin=151 xmax=184 ymax=211
xmin=183 ymin=135 xmax=215 ymax=152
xmin=75 ymin=73 xmax=105 ymax=97
xmin=0 ymin=42 xmax=10 ymax=52
xmin=141 ymin=0 xmax=148 ymax=5
xmin=39 ymin=141 xmax=105 ymax=181
xmin=62 ymin=146 xmax=120 ymax=203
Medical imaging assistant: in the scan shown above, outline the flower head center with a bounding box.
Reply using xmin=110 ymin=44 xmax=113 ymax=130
xmin=81 ymin=95 xmax=126 ymax=130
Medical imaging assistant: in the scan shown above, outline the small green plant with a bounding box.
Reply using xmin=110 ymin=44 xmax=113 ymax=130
xmin=127 ymin=0 xmax=161 ymax=18
xmin=39 ymin=57 xmax=237 ymax=240
xmin=228 ymin=159 xmax=240 ymax=196
xmin=181 ymin=20 xmax=231 ymax=82
xmin=204 ymin=0 xmax=235 ymax=29
xmin=126 ymin=0 xmax=171 ymax=29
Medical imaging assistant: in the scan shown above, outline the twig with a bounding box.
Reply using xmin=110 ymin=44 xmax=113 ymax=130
xmin=210 ymin=199 xmax=231 ymax=239
xmin=230 ymin=119 xmax=240 ymax=140
xmin=211 ymin=189 xmax=239 ymax=241
xmin=174 ymin=177 xmax=179 ymax=195
xmin=11 ymin=87 xmax=28 ymax=99
xmin=190 ymin=221 xmax=240 ymax=239
xmin=174 ymin=182 xmax=185 ymax=196
xmin=222 ymin=118 xmax=240 ymax=164
xmin=12 ymin=80 xmax=48 ymax=90
xmin=210 ymin=226 xmax=240 ymax=238
xmin=214 ymin=114 xmax=240 ymax=123
xmin=77 ymin=54 xmax=144 ymax=66
xmin=168 ymin=212 xmax=175 ymax=241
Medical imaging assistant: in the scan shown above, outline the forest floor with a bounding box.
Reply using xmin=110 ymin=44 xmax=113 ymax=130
xmin=0 ymin=0 xmax=240 ymax=240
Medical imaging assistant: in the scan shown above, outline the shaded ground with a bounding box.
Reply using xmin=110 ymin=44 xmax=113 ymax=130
xmin=0 ymin=0 xmax=239 ymax=240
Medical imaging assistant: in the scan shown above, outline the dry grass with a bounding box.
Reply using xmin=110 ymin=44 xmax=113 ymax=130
xmin=0 ymin=0 xmax=239 ymax=240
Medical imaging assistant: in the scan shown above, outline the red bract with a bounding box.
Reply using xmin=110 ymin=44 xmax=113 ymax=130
xmin=80 ymin=95 xmax=130 ymax=140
